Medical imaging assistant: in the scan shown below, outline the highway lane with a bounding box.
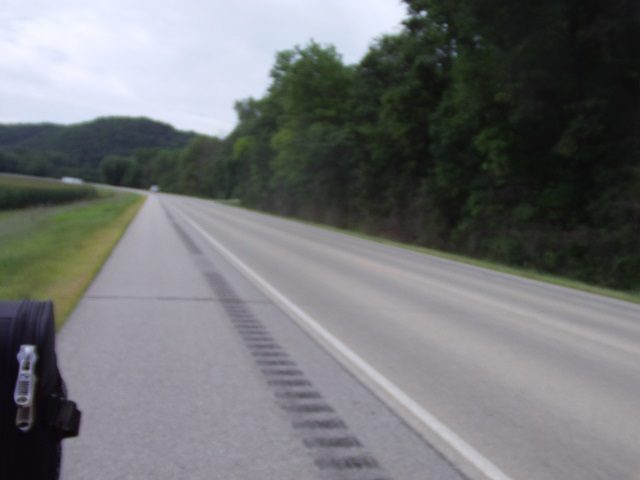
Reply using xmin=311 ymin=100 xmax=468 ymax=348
xmin=57 ymin=194 xmax=466 ymax=480
xmin=162 ymin=193 xmax=640 ymax=480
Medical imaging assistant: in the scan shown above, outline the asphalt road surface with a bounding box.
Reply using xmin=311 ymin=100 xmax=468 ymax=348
xmin=58 ymin=193 xmax=640 ymax=480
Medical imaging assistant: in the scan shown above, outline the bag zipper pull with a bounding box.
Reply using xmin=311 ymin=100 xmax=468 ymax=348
xmin=15 ymin=345 xmax=38 ymax=432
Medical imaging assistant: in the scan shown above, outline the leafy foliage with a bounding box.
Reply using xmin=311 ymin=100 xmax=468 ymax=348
xmin=2 ymin=4 xmax=638 ymax=291
xmin=215 ymin=9 xmax=638 ymax=289
xmin=0 ymin=175 xmax=98 ymax=210
xmin=0 ymin=117 xmax=197 ymax=182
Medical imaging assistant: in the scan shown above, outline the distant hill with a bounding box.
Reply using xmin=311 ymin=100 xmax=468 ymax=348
xmin=0 ymin=117 xmax=198 ymax=181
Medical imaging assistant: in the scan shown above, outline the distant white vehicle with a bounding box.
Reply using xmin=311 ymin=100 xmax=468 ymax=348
xmin=150 ymin=185 xmax=160 ymax=192
xmin=61 ymin=177 xmax=84 ymax=184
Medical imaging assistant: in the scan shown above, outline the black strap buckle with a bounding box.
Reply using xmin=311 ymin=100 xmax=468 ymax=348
xmin=46 ymin=395 xmax=82 ymax=438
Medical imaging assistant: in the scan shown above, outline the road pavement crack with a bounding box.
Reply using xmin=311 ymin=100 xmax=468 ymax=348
xmin=85 ymin=295 xmax=215 ymax=301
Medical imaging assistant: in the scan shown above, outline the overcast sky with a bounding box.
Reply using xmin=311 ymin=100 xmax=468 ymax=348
xmin=1 ymin=0 xmax=407 ymax=136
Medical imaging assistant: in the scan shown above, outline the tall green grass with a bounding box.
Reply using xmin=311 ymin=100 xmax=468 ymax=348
xmin=0 ymin=190 xmax=145 ymax=328
xmin=0 ymin=174 xmax=98 ymax=210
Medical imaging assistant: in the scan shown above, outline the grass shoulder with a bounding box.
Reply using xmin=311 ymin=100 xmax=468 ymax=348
xmin=0 ymin=190 xmax=146 ymax=328
xmin=228 ymin=202 xmax=640 ymax=305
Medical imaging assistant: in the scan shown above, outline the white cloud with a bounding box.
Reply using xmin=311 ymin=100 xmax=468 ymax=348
xmin=0 ymin=0 xmax=407 ymax=135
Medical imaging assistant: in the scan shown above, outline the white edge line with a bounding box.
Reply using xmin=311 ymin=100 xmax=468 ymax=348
xmin=177 ymin=209 xmax=514 ymax=480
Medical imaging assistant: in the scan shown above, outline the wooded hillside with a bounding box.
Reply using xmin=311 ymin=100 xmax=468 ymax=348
xmin=0 ymin=117 xmax=196 ymax=181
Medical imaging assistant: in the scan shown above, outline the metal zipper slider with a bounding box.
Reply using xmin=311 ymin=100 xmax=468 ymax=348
xmin=15 ymin=345 xmax=38 ymax=432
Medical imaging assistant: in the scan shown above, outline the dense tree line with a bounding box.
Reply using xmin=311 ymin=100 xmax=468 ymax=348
xmin=1 ymin=1 xmax=637 ymax=290
xmin=174 ymin=0 xmax=638 ymax=290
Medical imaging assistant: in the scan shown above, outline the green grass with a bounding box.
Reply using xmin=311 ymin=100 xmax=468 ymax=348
xmin=0 ymin=174 xmax=98 ymax=210
xmin=0 ymin=175 xmax=80 ymax=189
xmin=0 ymin=190 xmax=146 ymax=328
xmin=231 ymin=203 xmax=640 ymax=305
xmin=366 ymin=234 xmax=640 ymax=304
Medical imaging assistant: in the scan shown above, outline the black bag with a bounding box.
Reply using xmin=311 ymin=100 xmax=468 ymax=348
xmin=0 ymin=299 xmax=81 ymax=480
